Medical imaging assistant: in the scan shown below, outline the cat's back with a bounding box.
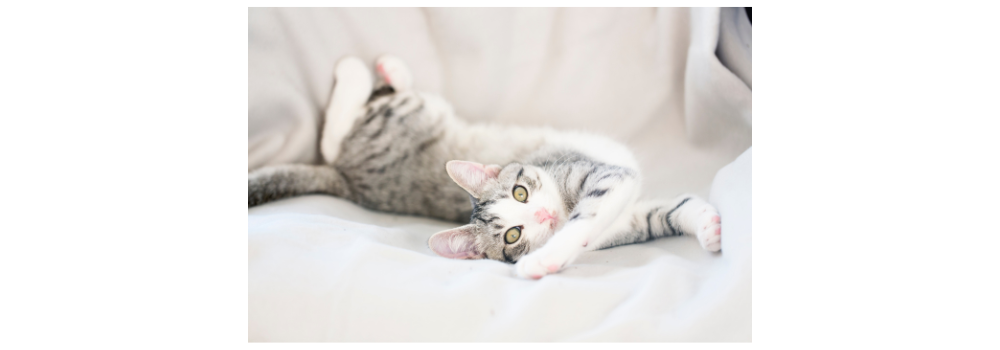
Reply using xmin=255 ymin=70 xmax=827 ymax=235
xmin=541 ymin=129 xmax=639 ymax=171
xmin=444 ymin=118 xmax=638 ymax=172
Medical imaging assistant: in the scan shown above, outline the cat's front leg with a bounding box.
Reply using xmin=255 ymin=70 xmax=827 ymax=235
xmin=513 ymin=214 xmax=633 ymax=279
xmin=514 ymin=167 xmax=639 ymax=279
xmin=515 ymin=221 xmax=592 ymax=279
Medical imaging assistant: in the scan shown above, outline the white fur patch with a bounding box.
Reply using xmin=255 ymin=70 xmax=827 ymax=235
xmin=321 ymin=56 xmax=373 ymax=164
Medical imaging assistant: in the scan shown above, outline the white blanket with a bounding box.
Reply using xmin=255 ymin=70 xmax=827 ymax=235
xmin=249 ymin=149 xmax=750 ymax=341
xmin=249 ymin=7 xmax=751 ymax=341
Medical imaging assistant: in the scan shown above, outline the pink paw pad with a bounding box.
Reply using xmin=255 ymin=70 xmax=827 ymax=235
xmin=376 ymin=64 xmax=392 ymax=85
xmin=531 ymin=274 xmax=542 ymax=280
xmin=546 ymin=264 xmax=560 ymax=273
xmin=711 ymin=215 xmax=720 ymax=223
xmin=715 ymin=227 xmax=721 ymax=235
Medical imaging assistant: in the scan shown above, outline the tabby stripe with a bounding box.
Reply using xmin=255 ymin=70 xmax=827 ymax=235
xmin=358 ymin=146 xmax=392 ymax=165
xmin=416 ymin=136 xmax=439 ymax=153
xmin=523 ymin=176 xmax=537 ymax=190
xmin=645 ymin=210 xmax=654 ymax=242
xmin=501 ymin=248 xmax=513 ymax=263
xmin=665 ymin=197 xmax=691 ymax=236
xmin=366 ymin=165 xmax=388 ymax=174
xmin=363 ymin=103 xmax=390 ymax=125
xmin=579 ymin=168 xmax=597 ymax=192
xmin=597 ymin=173 xmax=619 ymax=182
xmin=368 ymin=111 xmax=391 ymax=139
xmin=510 ymin=243 xmax=527 ymax=261
xmin=472 ymin=212 xmax=497 ymax=225
xmin=585 ymin=188 xmax=608 ymax=198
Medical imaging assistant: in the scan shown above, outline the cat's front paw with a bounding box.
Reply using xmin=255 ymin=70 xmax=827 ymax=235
xmin=695 ymin=206 xmax=722 ymax=252
xmin=514 ymin=253 xmax=550 ymax=280
xmin=514 ymin=247 xmax=575 ymax=280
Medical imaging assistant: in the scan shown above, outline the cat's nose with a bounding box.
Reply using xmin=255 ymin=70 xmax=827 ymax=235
xmin=534 ymin=208 xmax=553 ymax=224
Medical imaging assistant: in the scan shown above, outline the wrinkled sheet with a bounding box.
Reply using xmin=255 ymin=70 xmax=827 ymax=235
xmin=248 ymin=148 xmax=750 ymax=341
xmin=248 ymin=7 xmax=751 ymax=341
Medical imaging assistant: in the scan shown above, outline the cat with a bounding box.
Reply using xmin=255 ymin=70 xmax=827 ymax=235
xmin=248 ymin=55 xmax=722 ymax=279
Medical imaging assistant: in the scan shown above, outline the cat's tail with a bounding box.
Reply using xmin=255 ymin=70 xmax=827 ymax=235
xmin=248 ymin=164 xmax=352 ymax=207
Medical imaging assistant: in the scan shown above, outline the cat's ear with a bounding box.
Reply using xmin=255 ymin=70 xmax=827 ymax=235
xmin=445 ymin=160 xmax=501 ymax=198
xmin=428 ymin=224 xmax=485 ymax=259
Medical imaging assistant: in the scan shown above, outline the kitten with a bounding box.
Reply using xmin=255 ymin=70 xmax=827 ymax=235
xmin=248 ymin=55 xmax=722 ymax=279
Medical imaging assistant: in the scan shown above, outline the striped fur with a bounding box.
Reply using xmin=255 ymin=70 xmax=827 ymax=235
xmin=248 ymin=164 xmax=352 ymax=207
xmin=594 ymin=197 xmax=694 ymax=250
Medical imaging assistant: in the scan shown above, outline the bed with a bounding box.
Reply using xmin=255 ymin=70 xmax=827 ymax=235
xmin=249 ymin=7 xmax=751 ymax=341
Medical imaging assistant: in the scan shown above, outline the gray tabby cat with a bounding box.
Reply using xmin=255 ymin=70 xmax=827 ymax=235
xmin=248 ymin=55 xmax=722 ymax=279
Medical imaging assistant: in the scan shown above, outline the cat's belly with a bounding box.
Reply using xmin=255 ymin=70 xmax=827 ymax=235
xmin=334 ymin=145 xmax=473 ymax=223
xmin=330 ymin=93 xmax=474 ymax=222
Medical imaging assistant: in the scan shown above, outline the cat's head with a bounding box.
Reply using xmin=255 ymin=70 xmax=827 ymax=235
xmin=428 ymin=160 xmax=568 ymax=263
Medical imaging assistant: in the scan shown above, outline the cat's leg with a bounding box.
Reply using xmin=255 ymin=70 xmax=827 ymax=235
xmin=320 ymin=56 xmax=373 ymax=165
xmin=592 ymin=195 xmax=722 ymax=252
xmin=374 ymin=54 xmax=413 ymax=92
xmin=671 ymin=195 xmax=722 ymax=252
xmin=515 ymin=166 xmax=640 ymax=279
xmin=514 ymin=192 xmax=722 ymax=279
xmin=248 ymin=164 xmax=352 ymax=207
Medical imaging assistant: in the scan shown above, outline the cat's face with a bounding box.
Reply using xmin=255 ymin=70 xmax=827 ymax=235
xmin=428 ymin=161 xmax=568 ymax=263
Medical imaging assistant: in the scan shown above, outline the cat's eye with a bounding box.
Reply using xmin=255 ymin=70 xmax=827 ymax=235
xmin=504 ymin=226 xmax=521 ymax=244
xmin=512 ymin=185 xmax=528 ymax=203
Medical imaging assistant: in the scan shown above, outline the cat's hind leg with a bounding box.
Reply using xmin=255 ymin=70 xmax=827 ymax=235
xmin=375 ymin=54 xmax=413 ymax=92
xmin=249 ymin=164 xmax=352 ymax=207
xmin=321 ymin=56 xmax=373 ymax=164
xmin=594 ymin=195 xmax=722 ymax=252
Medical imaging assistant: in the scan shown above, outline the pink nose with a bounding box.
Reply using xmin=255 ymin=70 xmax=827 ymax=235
xmin=534 ymin=209 xmax=553 ymax=224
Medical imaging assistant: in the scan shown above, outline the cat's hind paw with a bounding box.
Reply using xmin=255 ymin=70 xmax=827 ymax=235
xmin=375 ymin=54 xmax=413 ymax=92
xmin=333 ymin=56 xmax=373 ymax=100
xmin=695 ymin=208 xmax=722 ymax=252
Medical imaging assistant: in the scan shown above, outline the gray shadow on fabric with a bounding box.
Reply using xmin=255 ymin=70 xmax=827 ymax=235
xmin=716 ymin=7 xmax=752 ymax=89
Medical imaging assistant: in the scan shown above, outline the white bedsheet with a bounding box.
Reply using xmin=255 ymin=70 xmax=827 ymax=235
xmin=248 ymin=7 xmax=751 ymax=341
xmin=248 ymin=148 xmax=750 ymax=341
